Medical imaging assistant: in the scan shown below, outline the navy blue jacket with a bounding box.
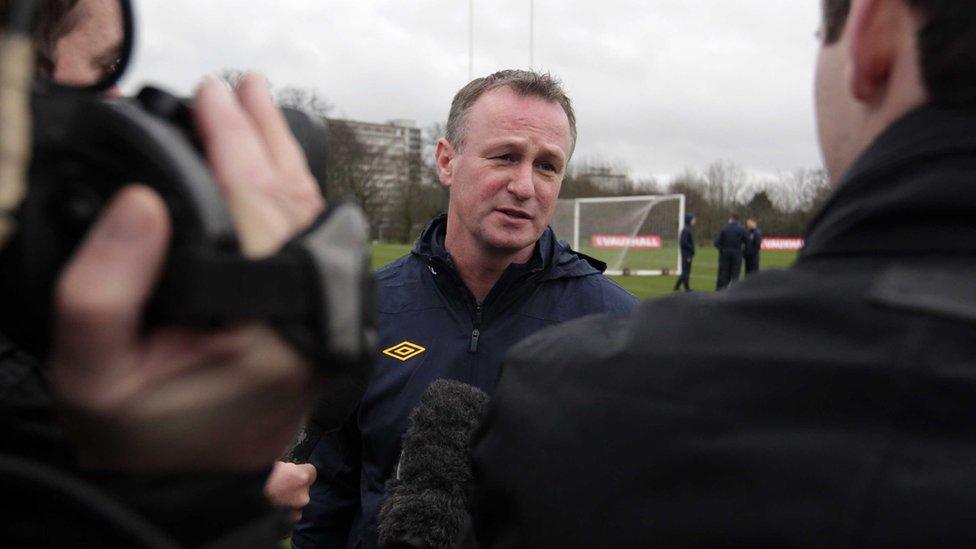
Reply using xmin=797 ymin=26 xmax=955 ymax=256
xmin=293 ymin=215 xmax=636 ymax=549
xmin=679 ymin=226 xmax=695 ymax=258
xmin=744 ymin=228 xmax=762 ymax=258
xmin=713 ymin=221 xmax=748 ymax=251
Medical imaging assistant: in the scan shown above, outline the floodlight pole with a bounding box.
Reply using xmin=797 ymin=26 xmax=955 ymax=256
xmin=529 ymin=0 xmax=535 ymax=70
xmin=573 ymin=198 xmax=580 ymax=250
xmin=677 ymin=194 xmax=686 ymax=275
xmin=468 ymin=0 xmax=474 ymax=81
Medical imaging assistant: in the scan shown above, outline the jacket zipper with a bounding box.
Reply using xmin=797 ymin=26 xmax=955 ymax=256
xmin=469 ymin=304 xmax=482 ymax=353
xmin=429 ymin=258 xmax=484 ymax=354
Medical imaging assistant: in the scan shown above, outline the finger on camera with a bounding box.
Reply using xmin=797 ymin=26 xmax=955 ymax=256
xmin=235 ymin=74 xmax=324 ymax=227
xmin=235 ymin=73 xmax=311 ymax=184
xmin=193 ymin=77 xmax=275 ymax=195
xmin=54 ymin=185 xmax=170 ymax=364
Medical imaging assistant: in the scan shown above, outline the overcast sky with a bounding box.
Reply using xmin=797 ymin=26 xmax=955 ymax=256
xmin=123 ymin=0 xmax=824 ymax=183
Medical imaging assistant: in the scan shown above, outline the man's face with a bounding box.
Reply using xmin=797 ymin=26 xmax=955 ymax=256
xmin=814 ymin=2 xmax=858 ymax=185
xmin=51 ymin=0 xmax=123 ymax=88
xmin=746 ymin=219 xmax=757 ymax=230
xmin=440 ymin=86 xmax=572 ymax=256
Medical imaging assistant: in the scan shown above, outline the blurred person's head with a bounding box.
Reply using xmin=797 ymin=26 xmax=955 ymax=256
xmin=47 ymin=0 xmax=123 ymax=88
xmin=29 ymin=0 xmax=81 ymax=75
xmin=1 ymin=0 xmax=122 ymax=90
xmin=729 ymin=213 xmax=740 ymax=222
xmin=435 ymin=70 xmax=575 ymax=263
xmin=686 ymin=213 xmax=696 ymax=227
xmin=746 ymin=218 xmax=757 ymax=230
xmin=816 ymin=0 xmax=975 ymax=184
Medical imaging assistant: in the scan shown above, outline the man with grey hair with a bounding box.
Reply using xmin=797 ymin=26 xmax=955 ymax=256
xmin=293 ymin=69 xmax=636 ymax=548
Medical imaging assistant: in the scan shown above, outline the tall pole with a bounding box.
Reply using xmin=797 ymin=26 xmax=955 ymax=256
xmin=529 ymin=0 xmax=535 ymax=69
xmin=468 ymin=0 xmax=474 ymax=80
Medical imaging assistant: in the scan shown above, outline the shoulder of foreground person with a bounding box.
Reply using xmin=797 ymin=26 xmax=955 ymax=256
xmin=471 ymin=262 xmax=976 ymax=546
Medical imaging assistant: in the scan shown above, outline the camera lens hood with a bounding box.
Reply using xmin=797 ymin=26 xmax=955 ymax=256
xmin=0 ymin=88 xmax=376 ymax=419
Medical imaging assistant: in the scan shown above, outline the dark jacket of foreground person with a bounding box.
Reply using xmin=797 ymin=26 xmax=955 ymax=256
xmin=468 ymin=106 xmax=976 ymax=546
xmin=0 ymin=335 xmax=282 ymax=547
xmin=294 ymin=215 xmax=636 ymax=549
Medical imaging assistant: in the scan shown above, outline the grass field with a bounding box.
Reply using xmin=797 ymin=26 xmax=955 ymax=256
xmin=370 ymin=242 xmax=798 ymax=300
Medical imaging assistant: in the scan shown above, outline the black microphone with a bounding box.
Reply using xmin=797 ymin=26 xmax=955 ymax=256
xmin=378 ymin=379 xmax=490 ymax=549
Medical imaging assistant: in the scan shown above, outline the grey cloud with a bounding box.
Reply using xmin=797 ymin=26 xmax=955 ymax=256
xmin=124 ymin=0 xmax=824 ymax=181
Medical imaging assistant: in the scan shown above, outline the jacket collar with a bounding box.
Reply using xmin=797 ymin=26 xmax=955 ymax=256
xmin=411 ymin=214 xmax=604 ymax=281
xmin=800 ymin=105 xmax=976 ymax=261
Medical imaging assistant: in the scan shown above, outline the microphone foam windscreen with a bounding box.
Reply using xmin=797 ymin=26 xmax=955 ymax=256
xmin=378 ymin=379 xmax=490 ymax=548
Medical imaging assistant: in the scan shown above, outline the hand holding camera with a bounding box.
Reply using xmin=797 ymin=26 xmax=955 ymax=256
xmin=49 ymin=73 xmax=328 ymax=470
xmin=1 ymin=0 xmax=374 ymax=471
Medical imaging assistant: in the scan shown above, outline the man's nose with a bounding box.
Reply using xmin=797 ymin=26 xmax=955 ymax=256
xmin=506 ymin=162 xmax=535 ymax=200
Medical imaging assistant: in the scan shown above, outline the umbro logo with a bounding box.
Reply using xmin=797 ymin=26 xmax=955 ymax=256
xmin=382 ymin=341 xmax=426 ymax=362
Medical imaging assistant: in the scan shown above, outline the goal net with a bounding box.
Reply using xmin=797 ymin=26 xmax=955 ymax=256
xmin=550 ymin=194 xmax=685 ymax=276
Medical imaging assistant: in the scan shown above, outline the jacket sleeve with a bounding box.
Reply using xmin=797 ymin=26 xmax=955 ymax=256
xmin=292 ymin=412 xmax=362 ymax=548
xmin=593 ymin=275 xmax=639 ymax=314
xmin=754 ymin=230 xmax=763 ymax=254
xmin=714 ymin=229 xmax=722 ymax=249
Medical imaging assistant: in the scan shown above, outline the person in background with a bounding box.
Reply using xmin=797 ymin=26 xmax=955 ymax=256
xmin=743 ymin=217 xmax=762 ymax=275
xmin=713 ymin=212 xmax=747 ymax=290
xmin=673 ymin=213 xmax=695 ymax=292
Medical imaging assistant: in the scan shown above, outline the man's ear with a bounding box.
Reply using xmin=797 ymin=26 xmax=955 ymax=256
xmin=435 ymin=138 xmax=455 ymax=188
xmin=847 ymin=0 xmax=901 ymax=102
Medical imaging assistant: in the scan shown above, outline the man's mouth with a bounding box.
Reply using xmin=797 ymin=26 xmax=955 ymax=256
xmin=495 ymin=207 xmax=532 ymax=220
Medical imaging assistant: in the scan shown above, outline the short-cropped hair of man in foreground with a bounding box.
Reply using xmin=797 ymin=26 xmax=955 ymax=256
xmin=292 ymin=70 xmax=636 ymax=548
xmin=468 ymin=1 xmax=976 ymax=545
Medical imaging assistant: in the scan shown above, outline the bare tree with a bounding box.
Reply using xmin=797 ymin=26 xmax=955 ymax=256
xmin=216 ymin=72 xmax=333 ymax=117
xmin=275 ymin=86 xmax=333 ymax=118
xmin=703 ymin=160 xmax=749 ymax=211
xmin=325 ymin=119 xmax=388 ymax=233
xmin=769 ymin=168 xmax=830 ymax=212
xmin=391 ymin=123 xmax=449 ymax=240
xmin=635 ymin=177 xmax=664 ymax=195
xmin=217 ymin=68 xmax=246 ymax=88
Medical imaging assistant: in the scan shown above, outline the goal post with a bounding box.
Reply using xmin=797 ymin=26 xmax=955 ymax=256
xmin=550 ymin=194 xmax=686 ymax=276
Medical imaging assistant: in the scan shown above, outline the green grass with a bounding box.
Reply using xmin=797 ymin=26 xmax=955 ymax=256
xmin=370 ymin=242 xmax=797 ymax=300
xmin=608 ymin=247 xmax=796 ymax=298
xmin=576 ymin=243 xmax=683 ymax=272
xmin=371 ymin=242 xmax=412 ymax=270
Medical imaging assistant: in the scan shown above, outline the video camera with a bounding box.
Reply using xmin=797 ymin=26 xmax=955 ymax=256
xmin=0 ymin=0 xmax=376 ymax=442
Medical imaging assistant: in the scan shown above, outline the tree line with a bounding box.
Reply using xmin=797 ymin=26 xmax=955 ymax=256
xmin=563 ymin=160 xmax=831 ymax=241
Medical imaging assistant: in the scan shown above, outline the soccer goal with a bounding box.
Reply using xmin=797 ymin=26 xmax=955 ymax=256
xmin=550 ymin=194 xmax=686 ymax=276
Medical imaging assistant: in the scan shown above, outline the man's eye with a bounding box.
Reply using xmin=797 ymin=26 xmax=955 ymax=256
xmin=494 ymin=154 xmax=515 ymax=162
xmin=536 ymin=162 xmax=557 ymax=173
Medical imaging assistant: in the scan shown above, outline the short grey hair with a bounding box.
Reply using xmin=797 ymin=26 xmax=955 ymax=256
xmin=444 ymin=69 xmax=577 ymax=156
